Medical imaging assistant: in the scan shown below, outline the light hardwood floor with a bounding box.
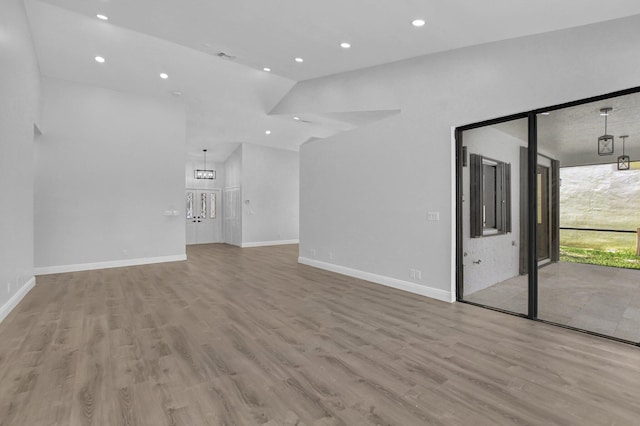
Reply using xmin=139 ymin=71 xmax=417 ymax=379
xmin=1 ymin=244 xmax=639 ymax=425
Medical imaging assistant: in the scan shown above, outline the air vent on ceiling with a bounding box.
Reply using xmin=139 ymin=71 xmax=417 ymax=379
xmin=216 ymin=52 xmax=236 ymax=60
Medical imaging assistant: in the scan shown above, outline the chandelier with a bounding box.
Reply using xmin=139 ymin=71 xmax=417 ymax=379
xmin=194 ymin=149 xmax=215 ymax=179
xmin=597 ymin=107 xmax=614 ymax=156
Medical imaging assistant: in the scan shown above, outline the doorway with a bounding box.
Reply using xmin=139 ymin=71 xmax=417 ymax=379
xmin=186 ymin=189 xmax=221 ymax=245
xmin=456 ymin=86 xmax=640 ymax=346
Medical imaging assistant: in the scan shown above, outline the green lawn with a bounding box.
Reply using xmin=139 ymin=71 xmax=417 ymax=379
xmin=560 ymin=246 xmax=640 ymax=270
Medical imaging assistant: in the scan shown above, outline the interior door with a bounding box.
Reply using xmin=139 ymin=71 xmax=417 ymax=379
xmin=537 ymin=165 xmax=550 ymax=261
xmin=186 ymin=189 xmax=221 ymax=245
xmin=223 ymin=187 xmax=241 ymax=246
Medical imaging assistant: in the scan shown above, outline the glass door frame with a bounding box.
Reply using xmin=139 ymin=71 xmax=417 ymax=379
xmin=455 ymin=85 xmax=640 ymax=347
xmin=536 ymin=164 xmax=551 ymax=263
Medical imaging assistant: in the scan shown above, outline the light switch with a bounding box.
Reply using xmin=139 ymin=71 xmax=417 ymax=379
xmin=427 ymin=212 xmax=440 ymax=221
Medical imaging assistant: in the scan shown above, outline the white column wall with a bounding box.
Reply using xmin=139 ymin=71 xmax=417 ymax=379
xmin=0 ymin=0 xmax=40 ymax=321
xmin=241 ymin=143 xmax=299 ymax=247
xmin=34 ymin=77 xmax=187 ymax=273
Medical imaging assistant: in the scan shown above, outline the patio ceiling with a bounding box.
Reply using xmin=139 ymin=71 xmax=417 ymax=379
xmin=490 ymin=90 xmax=640 ymax=167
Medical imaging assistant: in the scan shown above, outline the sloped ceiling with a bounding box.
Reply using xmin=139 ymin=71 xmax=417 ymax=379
xmin=25 ymin=0 xmax=640 ymax=161
xmin=36 ymin=0 xmax=640 ymax=81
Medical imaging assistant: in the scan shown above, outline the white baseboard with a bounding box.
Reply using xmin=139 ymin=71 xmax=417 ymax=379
xmin=298 ymin=257 xmax=454 ymax=303
xmin=34 ymin=254 xmax=187 ymax=275
xmin=0 ymin=276 xmax=36 ymax=323
xmin=241 ymin=239 xmax=299 ymax=248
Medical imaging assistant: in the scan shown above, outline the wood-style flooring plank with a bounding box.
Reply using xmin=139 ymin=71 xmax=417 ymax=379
xmin=1 ymin=243 xmax=640 ymax=425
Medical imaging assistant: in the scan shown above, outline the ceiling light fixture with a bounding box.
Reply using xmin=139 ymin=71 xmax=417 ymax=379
xmin=618 ymin=135 xmax=630 ymax=170
xmin=411 ymin=19 xmax=426 ymax=27
xmin=265 ymin=130 xmax=271 ymax=135
xmin=96 ymin=14 xmax=109 ymax=21
xmin=293 ymin=117 xmax=300 ymax=120
xmin=340 ymin=42 xmax=351 ymax=49
xmin=160 ymin=73 xmax=169 ymax=79
xmin=263 ymin=67 xmax=271 ymax=72
xmin=597 ymin=107 xmax=614 ymax=156
xmin=194 ymin=149 xmax=215 ymax=179
xmin=295 ymin=57 xmax=304 ymax=63
xmin=95 ymin=56 xmax=105 ymax=63
xmin=541 ymin=112 xmax=550 ymax=116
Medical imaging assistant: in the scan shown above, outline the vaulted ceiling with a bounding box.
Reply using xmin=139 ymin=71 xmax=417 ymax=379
xmin=26 ymin=0 xmax=640 ymax=161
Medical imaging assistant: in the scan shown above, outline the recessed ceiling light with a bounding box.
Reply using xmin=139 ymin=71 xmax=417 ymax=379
xmin=265 ymin=130 xmax=271 ymax=135
xmin=96 ymin=14 xmax=108 ymax=21
xmin=340 ymin=42 xmax=351 ymax=49
xmin=94 ymin=56 xmax=105 ymax=63
xmin=541 ymin=112 xmax=550 ymax=116
xmin=411 ymin=19 xmax=426 ymax=27
xmin=160 ymin=73 xmax=169 ymax=79
xmin=263 ymin=67 xmax=271 ymax=72
xmin=295 ymin=57 xmax=304 ymax=63
xmin=293 ymin=116 xmax=300 ymax=120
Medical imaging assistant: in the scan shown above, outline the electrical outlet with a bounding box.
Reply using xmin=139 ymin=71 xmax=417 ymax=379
xmin=7 ymin=282 xmax=11 ymax=294
xmin=416 ymin=270 xmax=422 ymax=280
xmin=329 ymin=251 xmax=334 ymax=260
xmin=409 ymin=269 xmax=415 ymax=279
xmin=309 ymin=248 xmax=317 ymax=257
xmin=427 ymin=212 xmax=440 ymax=221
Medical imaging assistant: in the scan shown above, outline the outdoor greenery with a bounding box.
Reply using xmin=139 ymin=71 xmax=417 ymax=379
xmin=558 ymin=163 xmax=640 ymax=270
xmin=560 ymin=246 xmax=640 ymax=270
xmin=560 ymin=229 xmax=637 ymax=251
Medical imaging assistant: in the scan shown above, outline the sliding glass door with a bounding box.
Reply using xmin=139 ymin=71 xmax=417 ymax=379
xmin=457 ymin=88 xmax=640 ymax=345
xmin=458 ymin=117 xmax=529 ymax=315
xmin=536 ymin=93 xmax=640 ymax=343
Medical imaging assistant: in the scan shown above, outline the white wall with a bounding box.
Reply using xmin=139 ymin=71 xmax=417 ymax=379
xmin=277 ymin=14 xmax=640 ymax=302
xmin=34 ymin=77 xmax=186 ymax=273
xmin=241 ymin=143 xmax=299 ymax=246
xmin=462 ymin=126 xmax=525 ymax=295
xmin=0 ymin=0 xmax=40 ymax=320
xmin=561 ymin=163 xmax=640 ymax=230
xmin=223 ymin=145 xmax=242 ymax=246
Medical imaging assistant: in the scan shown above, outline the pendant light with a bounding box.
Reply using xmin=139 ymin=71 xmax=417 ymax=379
xmin=597 ymin=107 xmax=614 ymax=156
xmin=194 ymin=149 xmax=216 ymax=179
xmin=618 ymin=135 xmax=630 ymax=170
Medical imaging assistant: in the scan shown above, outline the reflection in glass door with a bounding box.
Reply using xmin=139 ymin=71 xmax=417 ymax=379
xmin=460 ymin=118 xmax=529 ymax=315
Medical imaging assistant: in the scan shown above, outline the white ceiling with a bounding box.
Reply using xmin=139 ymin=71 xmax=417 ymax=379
xmin=25 ymin=0 xmax=640 ymax=161
xmin=35 ymin=0 xmax=640 ymax=81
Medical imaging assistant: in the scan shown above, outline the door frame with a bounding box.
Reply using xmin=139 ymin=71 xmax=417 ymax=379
xmin=536 ymin=163 xmax=550 ymax=264
xmin=454 ymin=84 xmax=640 ymax=346
xmin=185 ymin=188 xmax=222 ymax=245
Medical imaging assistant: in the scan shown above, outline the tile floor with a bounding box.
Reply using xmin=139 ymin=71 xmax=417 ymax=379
xmin=465 ymin=261 xmax=640 ymax=342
